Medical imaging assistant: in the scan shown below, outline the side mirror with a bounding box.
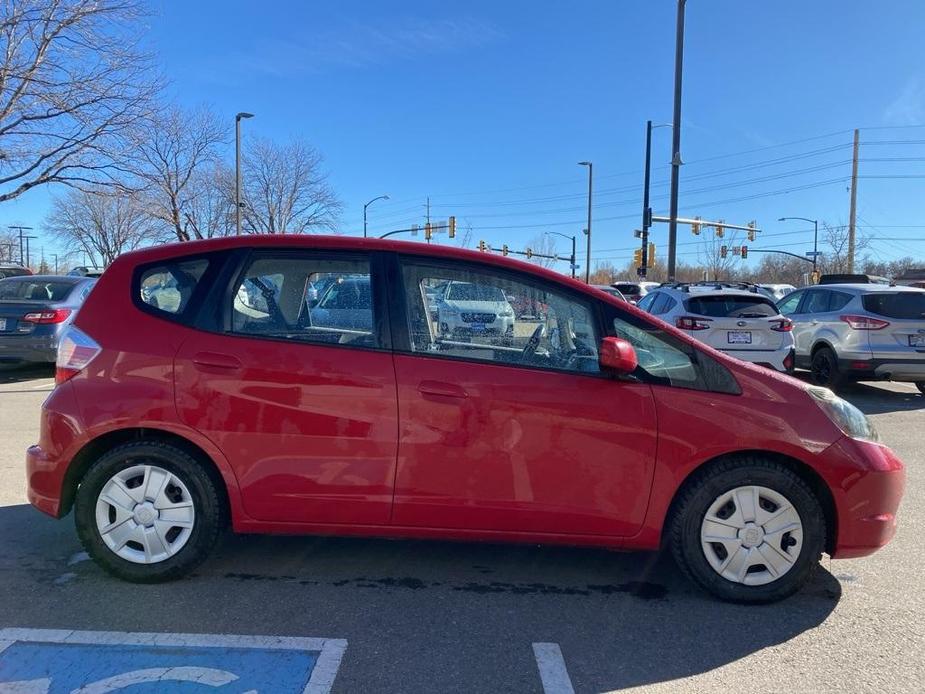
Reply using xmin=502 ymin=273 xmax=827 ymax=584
xmin=599 ymin=336 xmax=638 ymax=374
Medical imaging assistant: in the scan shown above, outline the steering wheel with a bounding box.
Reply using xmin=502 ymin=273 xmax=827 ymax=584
xmin=521 ymin=323 xmax=546 ymax=361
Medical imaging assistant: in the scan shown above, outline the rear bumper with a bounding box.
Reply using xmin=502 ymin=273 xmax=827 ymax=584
xmin=721 ymin=345 xmax=794 ymax=372
xmin=838 ymin=356 xmax=925 ymax=382
xmin=824 ymin=437 xmax=905 ymax=558
xmin=0 ymin=335 xmax=57 ymax=363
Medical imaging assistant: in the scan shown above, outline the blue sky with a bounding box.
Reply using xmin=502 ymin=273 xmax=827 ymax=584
xmin=5 ymin=0 xmax=925 ymax=271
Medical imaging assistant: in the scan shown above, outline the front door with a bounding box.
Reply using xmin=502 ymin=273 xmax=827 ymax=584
xmin=390 ymin=258 xmax=658 ymax=537
xmin=175 ymin=251 xmax=398 ymax=525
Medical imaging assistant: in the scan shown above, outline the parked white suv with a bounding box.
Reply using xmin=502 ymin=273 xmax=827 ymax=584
xmin=436 ymin=280 xmax=516 ymax=341
xmin=777 ymin=283 xmax=925 ymax=392
xmin=638 ymin=284 xmax=795 ymax=372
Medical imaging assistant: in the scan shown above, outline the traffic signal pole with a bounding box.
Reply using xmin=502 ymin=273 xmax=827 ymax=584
xmin=640 ymin=121 xmax=653 ymax=277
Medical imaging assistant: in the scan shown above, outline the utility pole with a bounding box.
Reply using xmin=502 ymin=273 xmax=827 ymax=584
xmin=578 ymin=162 xmax=593 ymax=283
xmin=9 ymin=225 xmax=32 ymax=265
xmin=52 ymin=253 xmax=59 ymax=274
xmin=23 ymin=235 xmax=36 ymax=269
xmin=235 ymin=112 xmax=254 ymax=236
xmin=847 ymin=128 xmax=859 ymax=273
xmin=641 ymin=120 xmax=653 ymax=277
xmin=426 ymin=197 xmax=431 ymax=244
xmin=666 ymin=0 xmax=687 ymax=282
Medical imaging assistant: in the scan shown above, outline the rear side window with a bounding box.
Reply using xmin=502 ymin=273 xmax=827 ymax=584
xmin=685 ymin=295 xmax=778 ymax=318
xmin=231 ymin=255 xmax=377 ymax=348
xmin=862 ymin=292 xmax=925 ymax=319
xmin=139 ymin=259 xmax=209 ymax=316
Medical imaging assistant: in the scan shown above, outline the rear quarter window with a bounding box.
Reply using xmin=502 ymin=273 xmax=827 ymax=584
xmin=862 ymin=292 xmax=925 ymax=319
xmin=137 ymin=258 xmax=210 ymax=316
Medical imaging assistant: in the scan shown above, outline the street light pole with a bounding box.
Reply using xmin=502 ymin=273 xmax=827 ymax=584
xmin=235 ymin=112 xmax=254 ymax=236
xmin=363 ymin=195 xmax=390 ymax=238
xmin=640 ymin=121 xmax=672 ymax=276
xmin=666 ymin=0 xmax=687 ymax=282
xmin=578 ymin=161 xmax=593 ymax=283
xmin=778 ymin=216 xmax=819 ymax=279
xmin=545 ymin=231 xmax=577 ymax=278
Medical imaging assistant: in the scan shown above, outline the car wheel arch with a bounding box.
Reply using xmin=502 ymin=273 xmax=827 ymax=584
xmin=59 ymin=427 xmax=232 ymax=524
xmin=661 ymin=450 xmax=837 ymax=556
xmin=810 ymin=339 xmax=837 ymax=358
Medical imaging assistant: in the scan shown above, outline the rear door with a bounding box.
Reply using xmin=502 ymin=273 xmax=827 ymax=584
xmin=174 ymin=250 xmax=398 ymax=525
xmin=683 ymin=294 xmax=787 ymax=354
xmin=862 ymin=291 xmax=925 ymax=359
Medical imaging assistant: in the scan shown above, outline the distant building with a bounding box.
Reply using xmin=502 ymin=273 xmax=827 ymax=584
xmin=893 ymin=268 xmax=925 ymax=289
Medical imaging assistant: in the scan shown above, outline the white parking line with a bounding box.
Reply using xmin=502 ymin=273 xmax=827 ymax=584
xmin=532 ymin=642 xmax=575 ymax=694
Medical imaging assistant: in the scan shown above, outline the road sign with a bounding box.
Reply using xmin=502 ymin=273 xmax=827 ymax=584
xmin=805 ymin=251 xmax=822 ymax=257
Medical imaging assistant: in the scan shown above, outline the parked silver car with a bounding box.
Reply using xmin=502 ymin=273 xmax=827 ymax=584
xmin=777 ymin=283 xmax=925 ymax=392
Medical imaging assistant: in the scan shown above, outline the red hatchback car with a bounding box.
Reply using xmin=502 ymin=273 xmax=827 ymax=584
xmin=27 ymin=236 xmax=904 ymax=602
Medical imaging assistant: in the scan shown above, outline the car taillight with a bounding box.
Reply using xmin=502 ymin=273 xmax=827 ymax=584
xmin=771 ymin=318 xmax=793 ymax=332
xmin=56 ymin=327 xmax=100 ymax=385
xmin=783 ymin=350 xmax=794 ymax=371
xmin=676 ymin=316 xmax=712 ymax=331
xmin=22 ymin=308 xmax=72 ymax=324
xmin=840 ymin=314 xmax=890 ymax=330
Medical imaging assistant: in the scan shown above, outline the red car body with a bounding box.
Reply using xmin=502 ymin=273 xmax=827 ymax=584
xmin=27 ymin=236 xmax=903 ymax=563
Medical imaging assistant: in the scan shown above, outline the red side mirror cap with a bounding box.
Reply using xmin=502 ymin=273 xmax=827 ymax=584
xmin=599 ymin=337 xmax=638 ymax=374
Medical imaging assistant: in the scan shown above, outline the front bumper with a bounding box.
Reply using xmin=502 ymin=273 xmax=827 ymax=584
xmin=824 ymin=436 xmax=905 ymax=558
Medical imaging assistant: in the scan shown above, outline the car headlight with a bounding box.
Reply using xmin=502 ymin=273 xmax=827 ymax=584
xmin=807 ymin=386 xmax=878 ymax=442
xmin=500 ymin=307 xmax=514 ymax=317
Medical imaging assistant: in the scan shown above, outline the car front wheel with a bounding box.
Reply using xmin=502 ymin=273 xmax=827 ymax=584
xmin=74 ymin=441 xmax=224 ymax=583
xmin=670 ymin=458 xmax=826 ymax=603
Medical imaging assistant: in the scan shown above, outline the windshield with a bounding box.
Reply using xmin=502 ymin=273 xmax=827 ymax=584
xmin=862 ymin=292 xmax=925 ymax=319
xmin=613 ymin=283 xmax=640 ymax=294
xmin=446 ymin=282 xmax=506 ymax=302
xmin=0 ymin=279 xmax=76 ymax=301
xmin=686 ymin=295 xmax=778 ymax=318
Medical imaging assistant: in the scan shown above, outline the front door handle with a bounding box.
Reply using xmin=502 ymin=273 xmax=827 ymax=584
xmin=192 ymin=352 xmax=242 ymax=371
xmin=418 ymin=380 xmax=468 ymax=399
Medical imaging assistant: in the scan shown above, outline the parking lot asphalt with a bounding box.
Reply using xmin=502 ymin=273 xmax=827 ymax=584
xmin=0 ymin=364 xmax=923 ymax=692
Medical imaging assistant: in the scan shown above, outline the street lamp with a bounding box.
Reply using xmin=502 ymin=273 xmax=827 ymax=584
xmin=363 ymin=195 xmax=390 ymax=238
xmin=578 ymin=161 xmax=593 ymax=283
xmin=235 ymin=112 xmax=254 ymax=236
xmin=640 ymin=121 xmax=673 ymax=277
xmin=544 ymin=231 xmax=577 ymax=278
xmin=778 ymin=216 xmax=819 ymax=278
xmin=666 ymin=0 xmax=687 ymax=282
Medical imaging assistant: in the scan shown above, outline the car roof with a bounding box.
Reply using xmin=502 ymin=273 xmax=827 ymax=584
xmin=656 ymin=286 xmax=773 ymax=300
xmin=805 ymin=283 xmax=925 ymax=293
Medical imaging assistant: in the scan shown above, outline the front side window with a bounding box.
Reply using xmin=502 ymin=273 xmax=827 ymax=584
xmin=401 ymin=262 xmax=599 ymax=374
xmin=138 ymin=258 xmax=209 ymax=315
xmin=777 ymin=290 xmax=804 ymax=316
xmin=231 ymin=256 xmax=377 ymax=348
xmin=611 ymin=313 xmax=740 ymax=393
xmin=636 ymin=292 xmax=658 ymax=312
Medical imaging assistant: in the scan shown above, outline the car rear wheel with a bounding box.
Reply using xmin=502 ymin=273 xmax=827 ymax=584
xmin=810 ymin=347 xmax=842 ymax=389
xmin=74 ymin=441 xmax=224 ymax=583
xmin=916 ymin=382 xmax=925 ymax=395
xmin=670 ymin=458 xmax=825 ymax=603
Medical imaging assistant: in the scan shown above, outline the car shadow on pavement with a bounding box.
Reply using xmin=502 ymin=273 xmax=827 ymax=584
xmin=0 ymin=503 xmax=843 ymax=692
xmin=840 ymin=382 xmax=924 ymax=415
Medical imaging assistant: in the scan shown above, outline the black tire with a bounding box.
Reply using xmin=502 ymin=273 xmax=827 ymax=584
xmin=670 ymin=457 xmax=826 ymax=604
xmin=74 ymin=441 xmax=225 ymax=583
xmin=916 ymin=382 xmax=925 ymax=395
xmin=810 ymin=346 xmax=842 ymax=389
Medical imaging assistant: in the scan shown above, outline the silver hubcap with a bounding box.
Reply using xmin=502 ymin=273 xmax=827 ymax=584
xmin=95 ymin=464 xmax=196 ymax=564
xmin=700 ymin=485 xmax=803 ymax=586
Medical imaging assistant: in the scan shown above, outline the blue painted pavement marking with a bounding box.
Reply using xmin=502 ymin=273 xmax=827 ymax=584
xmin=0 ymin=629 xmax=347 ymax=694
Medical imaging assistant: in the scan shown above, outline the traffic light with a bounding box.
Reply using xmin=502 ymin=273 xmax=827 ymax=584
xmin=647 ymin=242 xmax=656 ymax=268
xmin=720 ymin=245 xmax=728 ymax=259
xmin=715 ymin=221 xmax=725 ymax=238
xmin=478 ymin=239 xmax=486 ymax=252
xmin=633 ymin=248 xmax=643 ymax=266
xmin=424 ymin=222 xmax=432 ymax=241
xmin=741 ymin=245 xmax=748 ymax=259
xmin=525 ymin=247 xmax=533 ymax=259
xmin=747 ymin=220 xmax=756 ymax=242
xmin=691 ymin=216 xmax=701 ymax=236
xmin=448 ymin=216 xmax=456 ymax=239
xmin=502 ymin=244 xmax=509 ymax=256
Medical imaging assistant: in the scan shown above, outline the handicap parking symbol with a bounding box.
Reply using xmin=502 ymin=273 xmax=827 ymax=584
xmin=0 ymin=629 xmax=346 ymax=693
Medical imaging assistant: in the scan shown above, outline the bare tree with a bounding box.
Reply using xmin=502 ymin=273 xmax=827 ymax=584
xmin=134 ymin=104 xmax=228 ymax=241
xmin=180 ymin=161 xmax=235 ymax=239
xmin=0 ymin=0 xmax=158 ymax=203
xmin=525 ymin=233 xmax=560 ymax=269
xmin=820 ymin=223 xmax=870 ymax=274
xmin=697 ymin=224 xmax=743 ymax=281
xmin=240 ymin=138 xmax=341 ymax=234
xmin=46 ymin=188 xmax=160 ymax=266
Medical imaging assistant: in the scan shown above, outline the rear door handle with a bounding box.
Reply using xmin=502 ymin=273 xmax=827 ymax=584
xmin=418 ymin=380 xmax=468 ymax=399
xmin=192 ymin=352 xmax=242 ymax=371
